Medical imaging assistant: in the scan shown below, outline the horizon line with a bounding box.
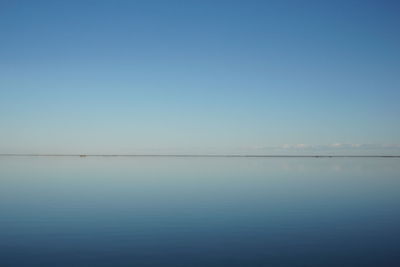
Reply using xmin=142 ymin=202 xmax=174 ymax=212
xmin=0 ymin=154 xmax=399 ymax=158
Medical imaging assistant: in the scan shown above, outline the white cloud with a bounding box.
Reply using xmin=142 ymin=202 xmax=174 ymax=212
xmin=243 ymin=143 xmax=400 ymax=155
xmin=272 ymin=143 xmax=400 ymax=150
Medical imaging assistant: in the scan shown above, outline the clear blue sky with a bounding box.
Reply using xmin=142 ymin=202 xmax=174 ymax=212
xmin=1 ymin=0 xmax=399 ymax=154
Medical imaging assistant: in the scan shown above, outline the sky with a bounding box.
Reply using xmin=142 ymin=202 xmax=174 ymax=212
xmin=0 ymin=0 xmax=399 ymax=155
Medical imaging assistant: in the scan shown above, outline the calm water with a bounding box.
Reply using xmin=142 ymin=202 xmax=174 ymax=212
xmin=0 ymin=157 xmax=399 ymax=266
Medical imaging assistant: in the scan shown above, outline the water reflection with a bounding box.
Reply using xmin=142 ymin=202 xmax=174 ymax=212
xmin=0 ymin=157 xmax=399 ymax=266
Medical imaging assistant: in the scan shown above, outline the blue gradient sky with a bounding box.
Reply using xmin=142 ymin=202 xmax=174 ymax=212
xmin=1 ymin=0 xmax=399 ymax=154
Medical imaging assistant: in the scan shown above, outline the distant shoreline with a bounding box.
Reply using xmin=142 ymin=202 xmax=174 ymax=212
xmin=0 ymin=154 xmax=399 ymax=158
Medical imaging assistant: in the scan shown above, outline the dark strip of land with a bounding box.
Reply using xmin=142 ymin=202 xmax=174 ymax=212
xmin=0 ymin=154 xmax=399 ymax=158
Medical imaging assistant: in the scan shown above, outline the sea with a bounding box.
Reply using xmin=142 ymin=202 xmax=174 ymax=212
xmin=0 ymin=156 xmax=399 ymax=266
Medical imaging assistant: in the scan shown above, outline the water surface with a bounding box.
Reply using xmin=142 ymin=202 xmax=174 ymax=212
xmin=0 ymin=157 xmax=399 ymax=266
